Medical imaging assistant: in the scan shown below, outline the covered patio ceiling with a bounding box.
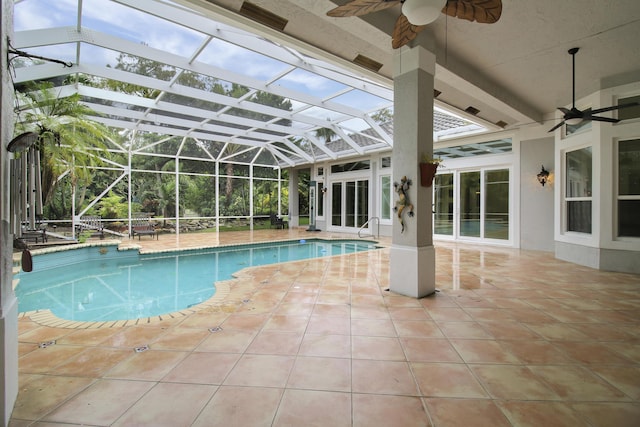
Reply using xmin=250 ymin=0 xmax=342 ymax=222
xmin=11 ymin=0 xmax=491 ymax=169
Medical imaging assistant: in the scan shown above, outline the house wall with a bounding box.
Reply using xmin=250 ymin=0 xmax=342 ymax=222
xmin=520 ymin=136 xmax=555 ymax=251
xmin=1 ymin=0 xmax=19 ymax=423
xmin=554 ymin=82 xmax=640 ymax=273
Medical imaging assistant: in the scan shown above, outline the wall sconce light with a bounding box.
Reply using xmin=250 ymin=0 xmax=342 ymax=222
xmin=537 ymin=165 xmax=550 ymax=187
xmin=321 ymin=187 xmax=327 ymax=194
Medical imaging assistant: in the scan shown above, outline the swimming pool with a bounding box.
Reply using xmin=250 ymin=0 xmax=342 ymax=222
xmin=15 ymin=239 xmax=378 ymax=322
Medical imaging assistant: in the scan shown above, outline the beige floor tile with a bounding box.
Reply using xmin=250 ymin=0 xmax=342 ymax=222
xmin=350 ymin=304 xmax=390 ymax=320
xmin=11 ymin=376 xmax=95 ymax=421
xmin=352 ymin=359 xmax=419 ymax=395
xmin=449 ymin=339 xmax=520 ymax=364
xmin=530 ymin=365 xmax=631 ymax=401
xmin=245 ymin=330 xmax=303 ymax=355
xmin=553 ymin=341 xmax=635 ymax=365
xmin=311 ymin=303 xmax=351 ymax=317
xmin=497 ymin=401 xmax=586 ymax=427
xmin=352 ymin=335 xmax=405 ymax=360
xmin=18 ymin=344 xmax=87 ymax=374
xmin=479 ymin=321 xmax=542 ymax=340
xmin=223 ymin=354 xmax=295 ymax=387
xmin=437 ymin=321 xmax=494 ymax=339
xmin=411 ymin=362 xmax=488 ymax=398
xmin=572 ymin=402 xmax=640 ymax=427
xmin=499 ymin=340 xmax=572 ymax=364
xmin=425 ymin=398 xmax=511 ymax=427
xmin=393 ymin=320 xmax=444 ymax=338
xmin=523 ymin=323 xmax=591 ymax=341
xmin=350 ymin=318 xmax=397 ymax=337
xmin=274 ymin=302 xmax=315 ymax=316
xmin=306 ymin=315 xmax=350 ymax=335
xmin=352 ymin=394 xmax=432 ymax=427
xmin=590 ymin=365 xmax=640 ymax=399
xmin=287 ymin=356 xmax=351 ymax=392
xmin=17 ymin=326 xmax=73 ymax=344
xmin=195 ymin=329 xmax=256 ymax=353
xmin=105 ymin=349 xmax=187 ymax=381
xmin=471 ymin=364 xmax=559 ymax=400
xmin=273 ymin=389 xmax=351 ymax=427
xmin=163 ymin=352 xmax=241 ymax=384
xmin=55 ymin=327 xmax=121 ymax=346
xmin=426 ymin=307 xmax=474 ymax=321
xmin=388 ymin=306 xmax=431 ymax=320
xmin=150 ymin=327 xmax=209 ymax=351
xmin=100 ymin=326 xmax=168 ymax=348
xmin=112 ymin=383 xmax=216 ymax=427
xmin=192 ymin=386 xmax=283 ymax=427
xmin=220 ymin=313 xmax=269 ymax=332
xmin=400 ymin=337 xmax=463 ymax=363
xmin=299 ymin=333 xmax=351 ymax=358
xmin=42 ymin=379 xmax=153 ymax=425
xmin=54 ymin=347 xmax=133 ymax=377
xmin=262 ymin=315 xmax=309 ymax=333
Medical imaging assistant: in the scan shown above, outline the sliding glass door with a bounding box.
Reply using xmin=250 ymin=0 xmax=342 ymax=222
xmin=460 ymin=171 xmax=481 ymax=237
xmin=434 ymin=174 xmax=454 ymax=235
xmin=434 ymin=168 xmax=510 ymax=242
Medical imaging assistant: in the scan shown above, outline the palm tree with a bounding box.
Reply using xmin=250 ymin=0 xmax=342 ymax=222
xmin=14 ymin=82 xmax=112 ymax=208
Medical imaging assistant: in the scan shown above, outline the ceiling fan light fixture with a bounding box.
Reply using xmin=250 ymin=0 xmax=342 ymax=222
xmin=402 ymin=0 xmax=446 ymax=26
xmin=565 ymin=117 xmax=583 ymax=126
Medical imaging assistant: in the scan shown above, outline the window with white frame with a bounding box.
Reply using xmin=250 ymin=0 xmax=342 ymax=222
xmin=618 ymin=139 xmax=640 ymax=237
xmin=380 ymin=175 xmax=392 ymax=221
xmin=565 ymin=146 xmax=592 ymax=233
xmin=617 ymin=95 xmax=640 ymax=121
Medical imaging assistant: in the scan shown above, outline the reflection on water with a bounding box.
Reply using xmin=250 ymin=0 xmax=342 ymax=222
xmin=16 ymin=240 xmax=377 ymax=321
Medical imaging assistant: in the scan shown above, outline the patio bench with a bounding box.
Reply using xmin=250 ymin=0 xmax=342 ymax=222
xmin=132 ymin=218 xmax=158 ymax=240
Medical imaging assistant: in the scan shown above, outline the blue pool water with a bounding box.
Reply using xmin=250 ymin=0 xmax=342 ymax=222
xmin=15 ymin=239 xmax=378 ymax=322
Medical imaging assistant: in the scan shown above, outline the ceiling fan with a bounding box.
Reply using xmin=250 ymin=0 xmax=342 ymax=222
xmin=326 ymin=0 xmax=502 ymax=49
xmin=549 ymin=47 xmax=640 ymax=132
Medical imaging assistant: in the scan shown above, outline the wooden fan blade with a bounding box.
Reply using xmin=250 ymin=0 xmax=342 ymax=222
xmin=443 ymin=0 xmax=502 ymax=24
xmin=327 ymin=0 xmax=401 ymax=17
xmin=392 ymin=14 xmax=427 ymax=49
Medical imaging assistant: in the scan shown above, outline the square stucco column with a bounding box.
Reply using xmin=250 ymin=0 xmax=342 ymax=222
xmin=389 ymin=46 xmax=436 ymax=298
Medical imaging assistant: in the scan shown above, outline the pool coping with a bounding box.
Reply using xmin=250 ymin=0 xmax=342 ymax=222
xmin=15 ymin=237 xmax=381 ymax=328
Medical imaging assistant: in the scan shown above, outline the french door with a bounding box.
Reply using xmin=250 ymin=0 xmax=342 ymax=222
xmin=331 ymin=179 xmax=369 ymax=230
xmin=434 ymin=169 xmax=510 ymax=242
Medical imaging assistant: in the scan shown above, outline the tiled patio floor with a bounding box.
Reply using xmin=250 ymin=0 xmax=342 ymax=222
xmin=9 ymin=229 xmax=640 ymax=426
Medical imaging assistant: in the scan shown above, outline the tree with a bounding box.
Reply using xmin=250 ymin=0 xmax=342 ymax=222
xmin=371 ymin=107 xmax=393 ymax=124
xmin=14 ymin=82 xmax=112 ymax=208
xmin=314 ymin=127 xmax=337 ymax=142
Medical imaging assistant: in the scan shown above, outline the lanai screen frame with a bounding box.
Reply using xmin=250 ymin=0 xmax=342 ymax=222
xmin=10 ymin=0 xmax=489 ymax=235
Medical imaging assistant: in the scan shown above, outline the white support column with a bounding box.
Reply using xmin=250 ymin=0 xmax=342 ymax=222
xmin=288 ymin=168 xmax=299 ymax=227
xmin=389 ymin=46 xmax=436 ymax=298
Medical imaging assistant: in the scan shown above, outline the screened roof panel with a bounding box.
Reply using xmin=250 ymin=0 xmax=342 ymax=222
xmin=82 ymin=0 xmax=206 ymax=54
xmin=198 ymin=38 xmax=292 ymax=81
xmin=11 ymin=0 xmax=491 ymax=168
xmin=274 ymin=68 xmax=348 ymax=98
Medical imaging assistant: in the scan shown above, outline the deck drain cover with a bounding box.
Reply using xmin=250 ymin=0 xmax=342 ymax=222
xmin=134 ymin=345 xmax=149 ymax=353
xmin=38 ymin=340 xmax=56 ymax=348
xmin=208 ymin=326 xmax=223 ymax=333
